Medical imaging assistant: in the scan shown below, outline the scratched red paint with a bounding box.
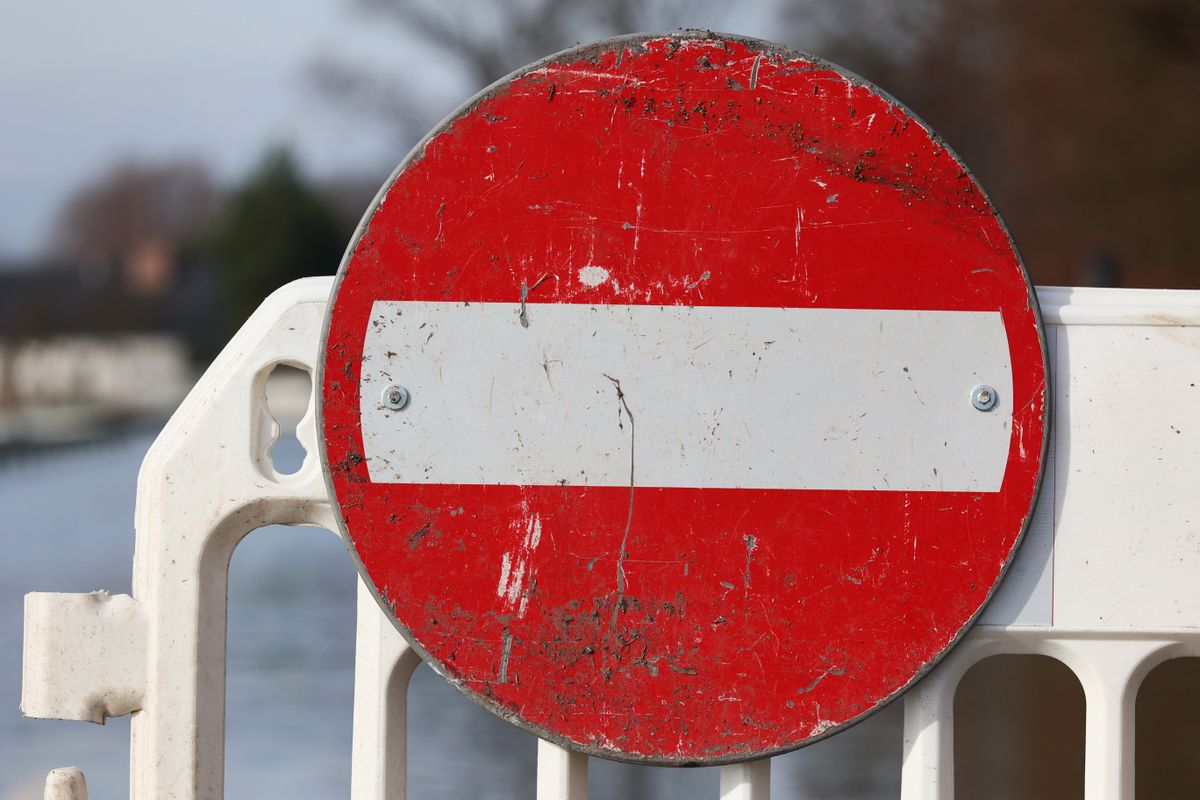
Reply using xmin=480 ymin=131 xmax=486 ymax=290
xmin=320 ymin=33 xmax=1048 ymax=763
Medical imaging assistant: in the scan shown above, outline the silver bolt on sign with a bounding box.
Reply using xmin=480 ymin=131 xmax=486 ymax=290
xmin=382 ymin=385 xmax=410 ymax=411
xmin=971 ymin=384 xmax=998 ymax=411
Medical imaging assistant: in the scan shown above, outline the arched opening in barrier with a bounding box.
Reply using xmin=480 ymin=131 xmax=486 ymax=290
xmin=954 ymin=654 xmax=1085 ymax=800
xmin=1136 ymin=656 xmax=1200 ymax=798
xmin=770 ymin=696 xmax=902 ymax=798
xmin=406 ymin=662 xmax=536 ymax=799
xmin=406 ymin=662 xmax=729 ymax=800
xmin=587 ymin=753 xmax=718 ymax=798
xmin=224 ymin=524 xmax=357 ymax=799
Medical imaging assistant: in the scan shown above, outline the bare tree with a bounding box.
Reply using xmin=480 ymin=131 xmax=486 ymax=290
xmin=310 ymin=0 xmax=831 ymax=144
xmin=821 ymin=0 xmax=1200 ymax=288
xmin=315 ymin=0 xmax=1200 ymax=289
xmin=50 ymin=159 xmax=217 ymax=267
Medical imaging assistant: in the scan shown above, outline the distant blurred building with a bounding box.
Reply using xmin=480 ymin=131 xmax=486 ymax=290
xmin=0 ymin=249 xmax=214 ymax=450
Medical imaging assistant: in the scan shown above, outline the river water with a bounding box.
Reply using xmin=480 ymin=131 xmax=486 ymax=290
xmin=0 ymin=431 xmax=899 ymax=799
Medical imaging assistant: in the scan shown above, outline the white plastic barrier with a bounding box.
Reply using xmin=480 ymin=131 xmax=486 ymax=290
xmin=21 ymin=279 xmax=1200 ymax=799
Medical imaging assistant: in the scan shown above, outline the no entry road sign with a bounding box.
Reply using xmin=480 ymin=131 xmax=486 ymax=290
xmin=320 ymin=32 xmax=1048 ymax=764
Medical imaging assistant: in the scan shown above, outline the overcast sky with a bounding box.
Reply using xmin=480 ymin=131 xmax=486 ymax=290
xmin=0 ymin=0 xmax=451 ymax=260
xmin=1 ymin=2 xmax=786 ymax=262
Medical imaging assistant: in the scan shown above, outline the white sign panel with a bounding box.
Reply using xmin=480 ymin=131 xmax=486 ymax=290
xmin=359 ymin=301 xmax=1013 ymax=492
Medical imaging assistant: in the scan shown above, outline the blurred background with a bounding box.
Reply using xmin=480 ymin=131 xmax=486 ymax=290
xmin=2 ymin=0 xmax=1198 ymax=798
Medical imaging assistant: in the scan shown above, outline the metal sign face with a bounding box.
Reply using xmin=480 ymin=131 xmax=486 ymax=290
xmin=320 ymin=32 xmax=1048 ymax=765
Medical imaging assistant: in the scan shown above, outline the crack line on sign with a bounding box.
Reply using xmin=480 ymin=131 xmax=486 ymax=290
xmin=797 ymin=663 xmax=847 ymax=694
xmin=602 ymin=373 xmax=636 ymax=662
xmin=518 ymin=273 xmax=548 ymax=328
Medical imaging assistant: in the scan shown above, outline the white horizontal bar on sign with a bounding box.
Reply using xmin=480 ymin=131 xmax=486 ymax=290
xmin=359 ymin=302 xmax=1013 ymax=491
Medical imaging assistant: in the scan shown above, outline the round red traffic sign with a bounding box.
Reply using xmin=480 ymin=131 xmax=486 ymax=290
xmin=320 ymin=32 xmax=1048 ymax=764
